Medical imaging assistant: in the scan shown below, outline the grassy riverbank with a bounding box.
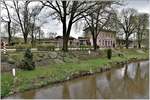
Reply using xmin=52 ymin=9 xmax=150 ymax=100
xmin=1 ymin=49 xmax=149 ymax=98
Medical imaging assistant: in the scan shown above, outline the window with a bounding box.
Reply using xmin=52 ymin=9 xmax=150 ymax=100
xmin=110 ymin=41 xmax=112 ymax=46
xmin=103 ymin=40 xmax=105 ymax=45
xmin=99 ymin=40 xmax=101 ymax=43
xmin=105 ymin=41 xmax=107 ymax=47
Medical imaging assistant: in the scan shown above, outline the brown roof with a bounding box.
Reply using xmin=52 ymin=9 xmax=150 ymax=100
xmin=78 ymin=37 xmax=88 ymax=39
xmin=55 ymin=36 xmax=76 ymax=40
xmin=83 ymin=27 xmax=116 ymax=34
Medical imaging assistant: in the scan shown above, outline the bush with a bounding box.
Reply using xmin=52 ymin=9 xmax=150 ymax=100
xmin=1 ymin=54 xmax=9 ymax=62
xmin=37 ymin=44 xmax=55 ymax=51
xmin=80 ymin=45 xmax=91 ymax=50
xmin=107 ymin=48 xmax=112 ymax=59
xmin=19 ymin=49 xmax=35 ymax=70
xmin=15 ymin=44 xmax=31 ymax=51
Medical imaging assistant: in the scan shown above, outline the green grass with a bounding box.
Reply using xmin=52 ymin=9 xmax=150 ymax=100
xmin=1 ymin=49 xmax=149 ymax=98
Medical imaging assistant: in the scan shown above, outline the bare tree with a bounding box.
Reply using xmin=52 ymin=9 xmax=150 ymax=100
xmin=117 ymin=8 xmax=138 ymax=49
xmin=13 ymin=0 xmax=31 ymax=44
xmin=29 ymin=5 xmax=44 ymax=46
xmin=1 ymin=0 xmax=12 ymax=45
xmin=83 ymin=1 xmax=116 ymax=50
xmin=11 ymin=22 xmax=20 ymax=37
xmin=48 ymin=32 xmax=57 ymax=39
xmin=136 ymin=13 xmax=149 ymax=48
xmin=40 ymin=1 xmax=96 ymax=51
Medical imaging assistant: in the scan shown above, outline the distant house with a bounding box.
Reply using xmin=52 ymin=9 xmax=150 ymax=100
xmin=83 ymin=29 xmax=116 ymax=48
xmin=78 ymin=37 xmax=91 ymax=46
xmin=55 ymin=36 xmax=79 ymax=47
xmin=95 ymin=30 xmax=116 ymax=48
xmin=37 ymin=38 xmax=59 ymax=47
xmin=116 ymin=38 xmax=135 ymax=48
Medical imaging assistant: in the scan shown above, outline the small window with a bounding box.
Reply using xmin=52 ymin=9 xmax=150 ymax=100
xmin=99 ymin=40 xmax=101 ymax=43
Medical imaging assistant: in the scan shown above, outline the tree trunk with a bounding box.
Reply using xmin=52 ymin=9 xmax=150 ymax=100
xmin=137 ymin=33 xmax=142 ymax=48
xmin=138 ymin=42 xmax=141 ymax=48
xmin=38 ymin=29 xmax=41 ymax=42
xmin=125 ymin=38 xmax=129 ymax=49
xmin=62 ymin=19 xmax=67 ymax=51
xmin=62 ymin=20 xmax=68 ymax=51
xmin=8 ymin=21 xmax=11 ymax=45
xmin=63 ymin=36 xmax=68 ymax=52
xmin=125 ymin=33 xmax=129 ymax=49
xmin=31 ymin=19 xmax=35 ymax=47
xmin=62 ymin=1 xmax=68 ymax=52
xmin=23 ymin=33 xmax=28 ymax=44
xmin=31 ymin=34 xmax=34 ymax=47
xmin=92 ymin=34 xmax=97 ymax=51
xmin=125 ymin=42 xmax=129 ymax=49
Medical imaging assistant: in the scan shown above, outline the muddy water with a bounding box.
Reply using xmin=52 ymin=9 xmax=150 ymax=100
xmin=4 ymin=60 xmax=149 ymax=99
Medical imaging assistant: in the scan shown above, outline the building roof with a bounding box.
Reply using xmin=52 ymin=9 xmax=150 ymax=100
xmin=55 ymin=36 xmax=76 ymax=40
xmin=78 ymin=37 xmax=89 ymax=40
xmin=83 ymin=27 xmax=116 ymax=34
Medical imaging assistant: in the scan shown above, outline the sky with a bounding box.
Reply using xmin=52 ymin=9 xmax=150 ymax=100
xmin=41 ymin=0 xmax=150 ymax=38
xmin=123 ymin=0 xmax=149 ymax=13
xmin=1 ymin=0 xmax=149 ymax=38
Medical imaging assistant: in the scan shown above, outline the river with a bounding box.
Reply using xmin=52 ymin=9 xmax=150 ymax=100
xmin=4 ymin=60 xmax=149 ymax=99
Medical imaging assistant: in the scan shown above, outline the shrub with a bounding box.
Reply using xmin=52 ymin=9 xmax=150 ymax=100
xmin=1 ymin=54 xmax=9 ymax=62
xmin=107 ymin=48 xmax=112 ymax=59
xmin=80 ymin=45 xmax=91 ymax=50
xmin=37 ymin=44 xmax=55 ymax=51
xmin=19 ymin=49 xmax=35 ymax=70
xmin=15 ymin=44 xmax=31 ymax=51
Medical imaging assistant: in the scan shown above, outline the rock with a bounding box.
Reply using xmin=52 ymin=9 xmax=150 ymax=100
xmin=90 ymin=69 xmax=93 ymax=74
xmin=58 ymin=52 xmax=65 ymax=57
xmin=54 ymin=59 xmax=64 ymax=64
xmin=136 ymin=50 xmax=145 ymax=54
xmin=66 ymin=76 xmax=70 ymax=80
xmin=57 ymin=55 xmax=63 ymax=60
xmin=7 ymin=58 xmax=16 ymax=64
xmin=48 ymin=52 xmax=57 ymax=59
xmin=38 ymin=53 xmax=45 ymax=57
xmin=63 ymin=57 xmax=73 ymax=63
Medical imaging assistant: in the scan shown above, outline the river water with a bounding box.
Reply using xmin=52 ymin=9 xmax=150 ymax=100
xmin=4 ymin=60 xmax=149 ymax=99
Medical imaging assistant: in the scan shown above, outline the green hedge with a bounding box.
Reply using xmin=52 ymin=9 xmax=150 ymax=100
xmin=15 ymin=44 xmax=31 ymax=51
xmin=36 ymin=44 xmax=55 ymax=51
xmin=1 ymin=54 xmax=9 ymax=62
xmin=6 ymin=46 xmax=15 ymax=49
xmin=80 ymin=45 xmax=92 ymax=50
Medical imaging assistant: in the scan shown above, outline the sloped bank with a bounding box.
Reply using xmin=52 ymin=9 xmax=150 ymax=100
xmin=1 ymin=49 xmax=149 ymax=98
xmin=1 ymin=50 xmax=101 ymax=72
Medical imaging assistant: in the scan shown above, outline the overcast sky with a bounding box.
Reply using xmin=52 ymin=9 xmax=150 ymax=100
xmin=41 ymin=0 xmax=150 ymax=38
xmin=1 ymin=0 xmax=149 ymax=38
xmin=124 ymin=0 xmax=149 ymax=13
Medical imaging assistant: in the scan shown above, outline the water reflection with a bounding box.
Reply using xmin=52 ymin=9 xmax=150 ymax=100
xmin=5 ymin=61 xmax=149 ymax=99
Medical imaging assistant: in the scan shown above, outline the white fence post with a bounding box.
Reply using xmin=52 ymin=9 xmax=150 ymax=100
xmin=12 ymin=68 xmax=16 ymax=77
